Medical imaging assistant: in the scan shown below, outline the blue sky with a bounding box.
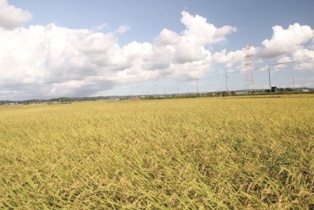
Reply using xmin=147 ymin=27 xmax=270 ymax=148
xmin=1 ymin=0 xmax=314 ymax=100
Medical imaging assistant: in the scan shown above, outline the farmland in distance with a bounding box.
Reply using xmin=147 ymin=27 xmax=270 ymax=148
xmin=0 ymin=95 xmax=313 ymax=209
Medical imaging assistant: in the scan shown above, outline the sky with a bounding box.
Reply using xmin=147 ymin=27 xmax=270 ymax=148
xmin=0 ymin=0 xmax=314 ymax=100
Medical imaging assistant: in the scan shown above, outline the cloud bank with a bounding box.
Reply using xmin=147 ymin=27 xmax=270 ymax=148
xmin=0 ymin=1 xmax=313 ymax=100
xmin=0 ymin=10 xmax=238 ymax=99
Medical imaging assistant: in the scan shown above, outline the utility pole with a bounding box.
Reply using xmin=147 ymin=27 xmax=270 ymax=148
xmin=225 ymin=73 xmax=228 ymax=93
xmin=268 ymin=65 xmax=271 ymax=91
xmin=293 ymin=77 xmax=295 ymax=90
xmin=196 ymin=79 xmax=199 ymax=95
xmin=267 ymin=57 xmax=313 ymax=92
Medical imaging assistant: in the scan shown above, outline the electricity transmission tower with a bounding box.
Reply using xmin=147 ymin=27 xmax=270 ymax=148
xmin=244 ymin=45 xmax=254 ymax=92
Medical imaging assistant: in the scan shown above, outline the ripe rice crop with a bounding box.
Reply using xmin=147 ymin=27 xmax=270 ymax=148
xmin=0 ymin=95 xmax=313 ymax=209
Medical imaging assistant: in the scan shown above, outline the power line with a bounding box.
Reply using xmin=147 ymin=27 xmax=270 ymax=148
xmin=268 ymin=57 xmax=314 ymax=66
xmin=225 ymin=73 xmax=228 ymax=93
xmin=139 ymin=57 xmax=313 ymax=96
xmin=267 ymin=57 xmax=314 ymax=91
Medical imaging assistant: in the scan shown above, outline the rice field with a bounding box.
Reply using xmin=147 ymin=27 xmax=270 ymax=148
xmin=0 ymin=95 xmax=313 ymax=209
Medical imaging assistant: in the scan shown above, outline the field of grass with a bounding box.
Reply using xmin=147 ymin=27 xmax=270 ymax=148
xmin=0 ymin=95 xmax=313 ymax=209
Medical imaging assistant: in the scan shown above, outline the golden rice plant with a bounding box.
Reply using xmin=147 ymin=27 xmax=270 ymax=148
xmin=0 ymin=94 xmax=313 ymax=209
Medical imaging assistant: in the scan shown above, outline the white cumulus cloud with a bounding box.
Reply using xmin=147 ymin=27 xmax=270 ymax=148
xmin=257 ymin=23 xmax=313 ymax=58
xmin=2 ymin=2 xmax=313 ymax=100
xmin=212 ymin=49 xmax=244 ymax=68
xmin=142 ymin=11 xmax=237 ymax=71
xmin=0 ymin=0 xmax=32 ymax=30
xmin=1 ymin=10 xmax=238 ymax=100
xmin=180 ymin=11 xmax=236 ymax=46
